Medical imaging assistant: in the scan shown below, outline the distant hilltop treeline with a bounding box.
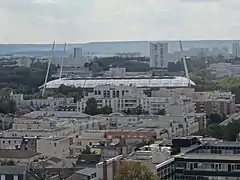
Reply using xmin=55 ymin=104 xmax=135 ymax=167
xmin=0 ymin=40 xmax=240 ymax=56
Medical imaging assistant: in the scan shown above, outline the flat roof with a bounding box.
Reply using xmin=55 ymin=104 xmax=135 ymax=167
xmin=41 ymin=76 xmax=195 ymax=89
xmin=205 ymin=141 xmax=240 ymax=147
xmin=0 ymin=165 xmax=28 ymax=174
xmin=177 ymin=153 xmax=240 ymax=161
xmin=23 ymin=111 xmax=90 ymax=119
xmin=0 ymin=149 xmax=41 ymax=159
xmin=76 ymin=168 xmax=96 ymax=176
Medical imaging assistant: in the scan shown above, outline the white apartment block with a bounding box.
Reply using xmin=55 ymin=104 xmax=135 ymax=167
xmin=150 ymin=42 xmax=169 ymax=69
xmin=151 ymin=88 xmax=195 ymax=100
xmin=79 ymin=84 xmax=144 ymax=112
xmin=78 ymin=85 xmax=197 ymax=115
xmin=233 ymin=42 xmax=240 ymax=57
xmin=0 ymin=137 xmax=22 ymax=149
xmin=21 ymin=97 xmax=74 ymax=109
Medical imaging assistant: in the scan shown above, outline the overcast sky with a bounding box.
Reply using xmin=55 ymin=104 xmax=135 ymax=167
xmin=0 ymin=0 xmax=239 ymax=43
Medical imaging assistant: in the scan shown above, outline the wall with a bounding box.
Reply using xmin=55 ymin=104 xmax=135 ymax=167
xmin=37 ymin=137 xmax=71 ymax=159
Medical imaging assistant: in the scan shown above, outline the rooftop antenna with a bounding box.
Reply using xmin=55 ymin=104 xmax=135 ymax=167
xmin=59 ymin=42 xmax=66 ymax=79
xmin=42 ymin=41 xmax=56 ymax=96
xmin=179 ymin=40 xmax=191 ymax=87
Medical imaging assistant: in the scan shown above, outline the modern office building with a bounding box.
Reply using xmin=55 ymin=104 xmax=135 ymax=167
xmin=96 ymin=137 xmax=240 ymax=180
xmin=150 ymin=42 xmax=169 ymax=69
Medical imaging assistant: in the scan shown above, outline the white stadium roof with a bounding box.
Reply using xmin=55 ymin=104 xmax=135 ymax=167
xmin=40 ymin=76 xmax=195 ymax=89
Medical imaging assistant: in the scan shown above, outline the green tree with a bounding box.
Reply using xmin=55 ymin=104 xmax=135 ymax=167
xmin=196 ymin=124 xmax=224 ymax=139
xmin=1 ymin=159 xmax=15 ymax=166
xmin=56 ymin=85 xmax=83 ymax=102
xmin=156 ymin=109 xmax=166 ymax=115
xmin=0 ymin=98 xmax=16 ymax=114
xmin=114 ymin=161 xmax=159 ymax=180
xmin=81 ymin=146 xmax=96 ymax=154
xmin=84 ymin=98 xmax=99 ymax=116
xmin=136 ymin=105 xmax=144 ymax=115
xmin=223 ymin=120 xmax=240 ymax=141
xmin=209 ymin=113 xmax=223 ymax=124
xmin=101 ymin=105 xmax=112 ymax=115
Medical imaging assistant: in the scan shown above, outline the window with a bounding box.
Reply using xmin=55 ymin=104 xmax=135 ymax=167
xmin=3 ymin=141 xmax=5 ymax=144
xmin=54 ymin=143 xmax=57 ymax=147
xmin=8 ymin=141 xmax=11 ymax=144
xmin=194 ymin=163 xmax=198 ymax=168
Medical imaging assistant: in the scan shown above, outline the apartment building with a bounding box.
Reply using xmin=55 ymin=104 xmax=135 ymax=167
xmin=210 ymin=62 xmax=240 ymax=77
xmin=21 ymin=97 xmax=74 ymax=109
xmin=194 ymin=91 xmax=235 ymax=116
xmin=91 ymin=112 xmax=140 ymax=130
xmin=78 ymin=85 xmax=197 ymax=115
xmin=150 ymin=42 xmax=169 ymax=69
xmin=37 ymin=136 xmax=74 ymax=159
xmin=233 ymin=42 xmax=240 ymax=58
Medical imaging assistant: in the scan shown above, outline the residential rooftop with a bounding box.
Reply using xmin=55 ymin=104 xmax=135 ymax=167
xmin=0 ymin=149 xmax=41 ymax=159
xmin=0 ymin=165 xmax=28 ymax=174
xmin=23 ymin=111 xmax=90 ymax=119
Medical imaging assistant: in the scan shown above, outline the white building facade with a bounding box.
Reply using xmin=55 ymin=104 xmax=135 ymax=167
xmin=150 ymin=42 xmax=169 ymax=69
xmin=232 ymin=43 xmax=240 ymax=57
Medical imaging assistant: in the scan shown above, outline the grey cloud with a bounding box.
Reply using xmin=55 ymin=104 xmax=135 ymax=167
xmin=0 ymin=0 xmax=239 ymax=43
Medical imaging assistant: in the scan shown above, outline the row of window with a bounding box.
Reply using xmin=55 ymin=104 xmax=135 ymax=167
xmin=177 ymin=162 xmax=240 ymax=172
xmin=95 ymin=90 xmax=129 ymax=98
xmin=2 ymin=140 xmax=19 ymax=144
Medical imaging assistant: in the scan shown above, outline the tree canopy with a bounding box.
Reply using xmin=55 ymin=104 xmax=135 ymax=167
xmin=84 ymin=98 xmax=112 ymax=115
xmin=87 ymin=56 xmax=150 ymax=72
xmin=0 ymin=62 xmax=57 ymax=94
xmin=195 ymin=120 xmax=240 ymax=141
xmin=208 ymin=113 xmax=225 ymax=125
xmin=84 ymin=98 xmax=99 ymax=116
xmin=0 ymin=98 xmax=16 ymax=114
xmin=56 ymin=84 xmax=83 ymax=102
xmin=114 ymin=161 xmax=159 ymax=180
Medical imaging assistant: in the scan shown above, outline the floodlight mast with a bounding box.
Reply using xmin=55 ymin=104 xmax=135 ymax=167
xmin=42 ymin=41 xmax=55 ymax=97
xmin=59 ymin=42 xmax=66 ymax=79
xmin=179 ymin=40 xmax=191 ymax=87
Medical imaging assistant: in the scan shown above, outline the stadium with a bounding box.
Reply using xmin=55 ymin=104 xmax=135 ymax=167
xmin=40 ymin=76 xmax=195 ymax=90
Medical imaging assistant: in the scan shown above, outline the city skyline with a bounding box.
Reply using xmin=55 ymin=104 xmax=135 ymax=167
xmin=0 ymin=0 xmax=240 ymax=43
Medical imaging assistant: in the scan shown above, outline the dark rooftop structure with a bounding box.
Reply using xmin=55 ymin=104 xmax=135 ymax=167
xmin=48 ymin=157 xmax=62 ymax=163
xmin=76 ymin=154 xmax=102 ymax=168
